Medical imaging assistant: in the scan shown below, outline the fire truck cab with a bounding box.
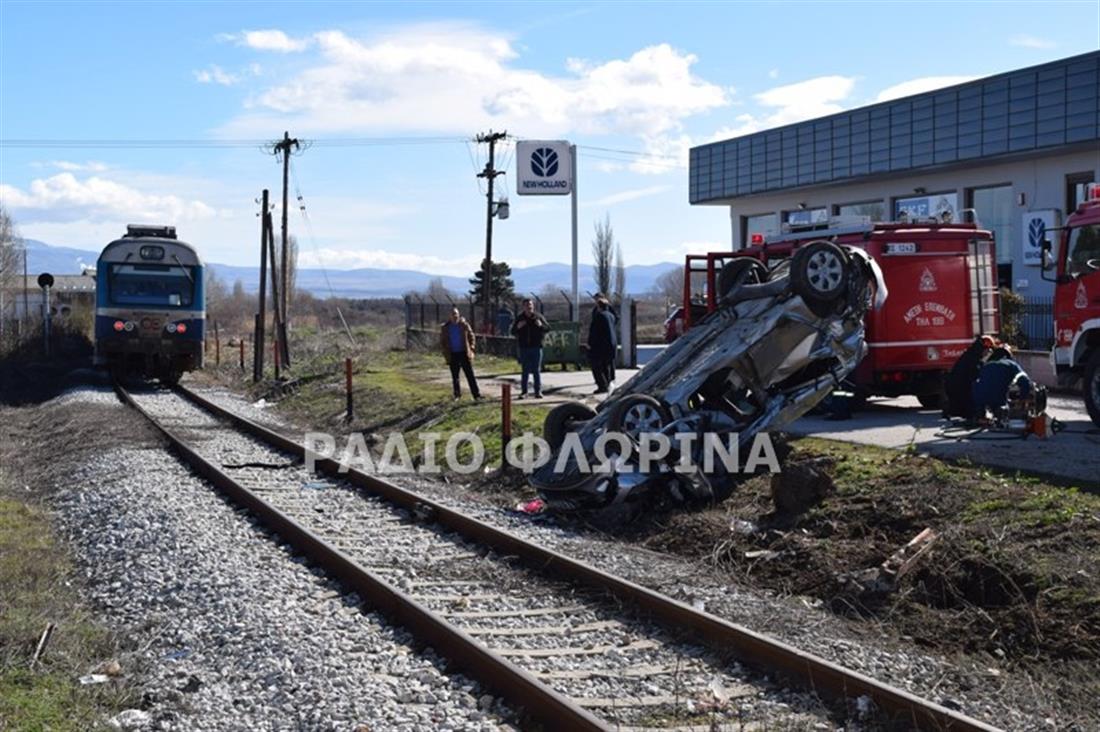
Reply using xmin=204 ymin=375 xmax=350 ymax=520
xmin=683 ymin=216 xmax=1000 ymax=407
xmin=1043 ymin=183 xmax=1100 ymax=427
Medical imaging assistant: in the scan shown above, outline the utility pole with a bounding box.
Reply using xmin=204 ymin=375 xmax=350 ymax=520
xmin=254 ymin=189 xmax=269 ymax=382
xmin=476 ymin=129 xmax=507 ymax=331
xmin=272 ymin=131 xmax=299 ymax=365
xmin=22 ymin=242 xmax=28 ymax=331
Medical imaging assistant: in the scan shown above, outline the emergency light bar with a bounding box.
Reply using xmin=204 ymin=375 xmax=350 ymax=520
xmin=1087 ymin=182 xmax=1100 ymax=201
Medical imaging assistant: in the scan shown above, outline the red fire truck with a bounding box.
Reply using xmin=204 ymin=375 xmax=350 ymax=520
xmin=1042 ymin=183 xmax=1100 ymax=427
xmin=683 ymin=216 xmax=1001 ymax=407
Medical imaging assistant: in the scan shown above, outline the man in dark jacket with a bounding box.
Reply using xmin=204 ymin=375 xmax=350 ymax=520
xmin=511 ymin=298 xmax=549 ymax=398
xmin=587 ymin=295 xmax=618 ymax=394
xmin=439 ymin=308 xmax=481 ymax=400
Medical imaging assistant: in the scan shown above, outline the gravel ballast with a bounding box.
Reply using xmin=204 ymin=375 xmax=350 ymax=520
xmin=44 ymin=386 xmax=513 ymax=731
xmin=191 ymin=384 xmax=1071 ymax=731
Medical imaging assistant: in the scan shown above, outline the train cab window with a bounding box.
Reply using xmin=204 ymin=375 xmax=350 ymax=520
xmin=109 ymin=263 xmax=195 ymax=307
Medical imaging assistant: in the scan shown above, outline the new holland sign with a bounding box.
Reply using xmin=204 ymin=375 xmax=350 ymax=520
xmin=516 ymin=140 xmax=572 ymax=195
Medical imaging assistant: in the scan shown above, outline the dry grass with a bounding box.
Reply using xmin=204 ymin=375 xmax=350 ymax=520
xmin=0 ymin=401 xmax=148 ymax=730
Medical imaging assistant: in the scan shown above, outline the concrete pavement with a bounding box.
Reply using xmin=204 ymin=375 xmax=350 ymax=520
xmin=788 ymin=394 xmax=1100 ymax=488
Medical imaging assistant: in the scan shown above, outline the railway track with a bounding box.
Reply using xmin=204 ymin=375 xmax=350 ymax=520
xmin=115 ymin=380 xmax=1001 ymax=731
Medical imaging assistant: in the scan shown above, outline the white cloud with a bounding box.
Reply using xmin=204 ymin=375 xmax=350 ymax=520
xmin=663 ymin=240 xmax=722 ymax=258
xmin=194 ymin=63 xmax=264 ymax=86
xmin=221 ymin=29 xmax=311 ymax=53
xmin=768 ymin=68 xmax=779 ymax=79
xmin=586 ymin=185 xmax=671 ymax=208
xmin=0 ymin=173 xmax=217 ymax=224
xmin=754 ymin=75 xmax=855 ymax=124
xmin=701 ymin=76 xmax=856 ymax=142
xmin=218 ymin=25 xmax=729 ymax=141
xmin=194 ymin=64 xmax=240 ymax=86
xmin=875 ymin=76 xmax=977 ymax=102
xmin=32 ymin=160 xmax=110 ymax=172
xmin=1010 ymin=34 xmax=1055 ymax=50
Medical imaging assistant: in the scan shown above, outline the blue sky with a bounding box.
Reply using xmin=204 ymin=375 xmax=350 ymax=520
xmin=1 ymin=1 xmax=1097 ymax=274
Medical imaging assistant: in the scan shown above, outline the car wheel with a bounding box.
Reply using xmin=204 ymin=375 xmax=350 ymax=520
xmin=791 ymin=241 xmax=848 ymax=305
xmin=544 ymin=401 xmax=597 ymax=450
xmin=717 ymin=258 xmax=767 ymax=300
xmin=1084 ymin=351 xmax=1100 ymax=428
xmin=609 ymin=394 xmax=672 ymax=441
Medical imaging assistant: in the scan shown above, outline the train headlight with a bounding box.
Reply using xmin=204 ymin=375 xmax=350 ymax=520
xmin=166 ymin=323 xmax=177 ymax=333
xmin=113 ymin=320 xmax=125 ymax=332
xmin=124 ymin=321 xmax=135 ymax=332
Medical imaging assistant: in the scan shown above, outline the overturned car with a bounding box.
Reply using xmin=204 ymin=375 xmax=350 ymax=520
xmin=529 ymin=241 xmax=888 ymax=514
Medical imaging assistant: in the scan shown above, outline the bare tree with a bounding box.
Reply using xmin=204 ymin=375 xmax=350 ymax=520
xmin=652 ymin=265 xmax=685 ymax=306
xmin=0 ymin=205 xmax=22 ymax=340
xmin=592 ymin=214 xmax=614 ymax=296
xmin=286 ymin=234 xmax=299 ymax=306
xmin=613 ymin=245 xmax=626 ymax=302
xmin=425 ymin=276 xmax=454 ymax=302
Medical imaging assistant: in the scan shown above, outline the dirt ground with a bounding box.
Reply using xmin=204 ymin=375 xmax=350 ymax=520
xmin=580 ymin=439 xmax=1100 ymax=708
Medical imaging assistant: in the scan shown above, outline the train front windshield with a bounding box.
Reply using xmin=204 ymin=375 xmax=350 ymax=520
xmin=108 ymin=263 xmax=195 ymax=307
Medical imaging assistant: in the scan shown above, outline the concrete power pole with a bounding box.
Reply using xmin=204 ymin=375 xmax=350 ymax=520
xmin=476 ymin=130 xmax=507 ymax=331
xmin=272 ymin=131 xmax=299 ymax=366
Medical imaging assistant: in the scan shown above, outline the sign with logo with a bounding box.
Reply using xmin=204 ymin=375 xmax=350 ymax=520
xmin=786 ymin=208 xmax=828 ymax=226
xmin=894 ymin=193 xmax=957 ymax=220
xmin=516 ymin=140 xmax=572 ymax=195
xmin=919 ymin=268 xmax=937 ymax=292
xmin=1077 ymin=280 xmax=1089 ymax=309
xmin=1022 ymin=209 xmax=1059 ymax=267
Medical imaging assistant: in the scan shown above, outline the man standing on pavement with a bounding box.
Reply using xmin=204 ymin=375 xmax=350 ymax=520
xmin=587 ymin=295 xmax=618 ymax=394
xmin=440 ymin=307 xmax=482 ymax=401
xmin=511 ymin=298 xmax=549 ymax=399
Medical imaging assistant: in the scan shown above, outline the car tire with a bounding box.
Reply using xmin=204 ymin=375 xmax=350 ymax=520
xmin=791 ymin=241 xmax=849 ymax=306
xmin=1084 ymin=350 xmax=1100 ymax=428
xmin=609 ymin=394 xmax=673 ymax=441
xmin=717 ymin=258 xmax=767 ymax=300
xmin=544 ymin=401 xmax=597 ymax=450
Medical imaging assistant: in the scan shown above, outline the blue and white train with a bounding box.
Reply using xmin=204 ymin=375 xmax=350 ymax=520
xmin=94 ymin=225 xmax=205 ymax=382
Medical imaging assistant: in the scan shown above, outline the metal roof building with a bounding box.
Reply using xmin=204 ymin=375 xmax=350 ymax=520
xmin=689 ymin=51 xmax=1100 ymax=303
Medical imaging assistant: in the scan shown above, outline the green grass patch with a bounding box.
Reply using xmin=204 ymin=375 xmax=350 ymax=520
xmin=0 ymin=496 xmax=126 ymax=731
xmin=233 ymin=341 xmax=550 ymax=475
xmin=964 ymin=486 xmax=1095 ymax=527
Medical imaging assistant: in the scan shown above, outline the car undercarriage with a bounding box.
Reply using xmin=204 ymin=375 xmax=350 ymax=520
xmin=529 ymin=240 xmax=888 ymax=515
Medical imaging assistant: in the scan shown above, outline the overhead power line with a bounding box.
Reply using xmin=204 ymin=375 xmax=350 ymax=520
xmin=0 ymin=137 xmax=682 ymax=163
xmin=0 ymin=136 xmax=470 ymax=149
xmin=576 ymin=144 xmax=681 ymax=160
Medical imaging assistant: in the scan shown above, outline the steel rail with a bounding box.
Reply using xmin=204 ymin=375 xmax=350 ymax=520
xmin=172 ymin=383 xmax=1002 ymax=732
xmin=114 ymin=382 xmax=608 ymax=731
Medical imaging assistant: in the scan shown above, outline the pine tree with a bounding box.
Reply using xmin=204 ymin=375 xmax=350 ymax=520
xmin=468 ymin=259 xmax=515 ymax=303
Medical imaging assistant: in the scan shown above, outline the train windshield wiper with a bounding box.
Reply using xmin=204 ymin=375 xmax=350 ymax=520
xmin=171 ymin=254 xmax=194 ymax=285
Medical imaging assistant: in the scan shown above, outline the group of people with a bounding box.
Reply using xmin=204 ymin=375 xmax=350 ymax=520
xmin=438 ymin=295 xmax=620 ymax=400
xmin=944 ymin=336 xmax=1035 ymax=422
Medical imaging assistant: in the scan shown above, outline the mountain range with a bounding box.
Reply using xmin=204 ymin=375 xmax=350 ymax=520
xmin=20 ymin=238 xmax=681 ymax=298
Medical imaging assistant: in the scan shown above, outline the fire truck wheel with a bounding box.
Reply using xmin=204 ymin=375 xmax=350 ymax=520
xmin=609 ymin=394 xmax=673 ymax=442
xmin=1085 ymin=351 xmax=1100 ymax=428
xmin=544 ymin=401 xmax=597 ymax=450
xmin=717 ymin=258 xmax=767 ymax=300
xmin=791 ymin=241 xmax=849 ymax=306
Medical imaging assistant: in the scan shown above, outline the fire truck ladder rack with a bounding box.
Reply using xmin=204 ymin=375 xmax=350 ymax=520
xmin=967 ymin=238 xmax=1000 ymax=336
